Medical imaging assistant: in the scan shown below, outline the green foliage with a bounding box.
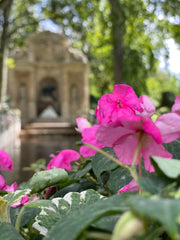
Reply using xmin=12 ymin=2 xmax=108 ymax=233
xmin=42 ymin=0 xmax=180 ymax=97
xmin=30 ymin=168 xmax=68 ymax=193
xmin=0 ymin=222 xmax=25 ymax=240
xmin=146 ymin=71 xmax=180 ymax=107
xmin=44 ymin=194 xmax=128 ymax=240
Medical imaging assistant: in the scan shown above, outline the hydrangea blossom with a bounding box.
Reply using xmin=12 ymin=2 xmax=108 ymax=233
xmin=46 ymin=149 xmax=80 ymax=171
xmin=0 ymin=150 xmax=13 ymax=171
xmin=95 ymin=84 xmax=143 ymax=124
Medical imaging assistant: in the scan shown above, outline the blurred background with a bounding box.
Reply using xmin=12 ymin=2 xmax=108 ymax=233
xmin=0 ymin=0 xmax=180 ymax=183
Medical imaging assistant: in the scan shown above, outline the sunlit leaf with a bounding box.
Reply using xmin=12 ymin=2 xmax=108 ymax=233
xmin=151 ymin=156 xmax=180 ymax=179
xmin=30 ymin=168 xmax=68 ymax=193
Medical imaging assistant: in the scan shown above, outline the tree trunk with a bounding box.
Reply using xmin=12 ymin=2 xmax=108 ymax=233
xmin=0 ymin=0 xmax=13 ymax=104
xmin=109 ymin=0 xmax=125 ymax=85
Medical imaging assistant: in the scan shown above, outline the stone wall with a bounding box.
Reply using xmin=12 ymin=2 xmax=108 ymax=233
xmin=0 ymin=110 xmax=21 ymax=149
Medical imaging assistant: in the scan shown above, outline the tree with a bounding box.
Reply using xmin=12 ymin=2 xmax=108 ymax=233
xmin=0 ymin=0 xmax=40 ymax=104
xmin=0 ymin=0 xmax=13 ymax=104
xmin=43 ymin=0 xmax=166 ymax=95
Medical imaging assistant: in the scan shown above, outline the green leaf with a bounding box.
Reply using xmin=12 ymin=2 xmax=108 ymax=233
xmin=138 ymin=174 xmax=172 ymax=195
xmin=93 ymin=214 xmax=121 ymax=232
xmin=151 ymin=156 xmax=180 ymax=179
xmin=52 ymin=189 xmax=105 ymax=216
xmin=33 ymin=190 xmax=104 ymax=236
xmin=0 ymin=222 xmax=25 ymax=240
xmin=19 ymin=208 xmax=41 ymax=227
xmin=91 ymin=147 xmax=118 ymax=182
xmin=3 ymin=189 xmax=31 ymax=205
xmin=30 ymin=168 xmax=68 ymax=193
xmin=163 ymin=138 xmax=180 ymax=159
xmin=108 ymin=167 xmax=132 ymax=193
xmin=54 ymin=183 xmax=81 ymax=197
xmin=44 ymin=193 xmax=130 ymax=240
xmin=18 ymin=200 xmax=59 ymax=236
xmin=129 ymin=196 xmax=180 ymax=239
xmin=74 ymin=161 xmax=92 ymax=178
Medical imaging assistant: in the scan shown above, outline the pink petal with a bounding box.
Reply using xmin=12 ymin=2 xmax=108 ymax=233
xmin=136 ymin=95 xmax=156 ymax=117
xmin=113 ymin=134 xmax=138 ymax=165
xmin=112 ymin=84 xmax=143 ymax=112
xmin=118 ymin=179 xmax=139 ymax=194
xmin=142 ymin=136 xmax=172 ymax=172
xmin=111 ymin=106 xmax=139 ymax=123
xmin=21 ymin=195 xmax=29 ymax=205
xmin=142 ymin=117 xmax=162 ymax=144
xmin=172 ymin=95 xmax=180 ymax=114
xmin=0 ymin=150 xmax=13 ymax=171
xmin=46 ymin=149 xmax=80 ymax=171
xmin=96 ymin=124 xmax=134 ymax=147
xmin=80 ymin=145 xmax=98 ymax=157
xmin=11 ymin=200 xmax=22 ymax=208
xmin=95 ymin=94 xmax=115 ymax=124
xmin=76 ymin=117 xmax=91 ymax=133
xmin=11 ymin=195 xmax=28 ymax=208
xmin=95 ymin=84 xmax=143 ymax=124
xmin=155 ymin=113 xmax=180 ymax=143
xmin=0 ymin=174 xmax=6 ymax=190
xmin=80 ymin=125 xmax=104 ymax=157
xmin=3 ymin=182 xmax=18 ymax=192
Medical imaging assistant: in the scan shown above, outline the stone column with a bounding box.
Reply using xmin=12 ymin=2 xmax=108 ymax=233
xmin=83 ymin=64 xmax=90 ymax=115
xmin=61 ymin=67 xmax=70 ymax=121
xmin=28 ymin=68 xmax=37 ymax=121
xmin=8 ymin=69 xmax=17 ymax=108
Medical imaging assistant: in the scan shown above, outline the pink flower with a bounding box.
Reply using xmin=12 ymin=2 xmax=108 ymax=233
xmin=95 ymin=84 xmax=143 ymax=124
xmin=155 ymin=113 xmax=180 ymax=143
xmin=76 ymin=117 xmax=91 ymax=133
xmin=46 ymin=149 xmax=80 ymax=171
xmin=0 ymin=174 xmax=6 ymax=190
xmin=0 ymin=150 xmax=13 ymax=171
xmin=0 ymin=174 xmax=17 ymax=192
xmin=96 ymin=116 xmax=172 ymax=172
xmin=136 ymin=95 xmax=156 ymax=117
xmin=80 ymin=125 xmax=104 ymax=157
xmin=11 ymin=195 xmax=29 ymax=208
xmin=3 ymin=182 xmax=18 ymax=192
xmin=118 ymin=179 xmax=139 ymax=194
xmin=172 ymin=95 xmax=180 ymax=114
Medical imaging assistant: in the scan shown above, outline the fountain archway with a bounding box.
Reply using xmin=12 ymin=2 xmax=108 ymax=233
xmin=37 ymin=77 xmax=60 ymax=119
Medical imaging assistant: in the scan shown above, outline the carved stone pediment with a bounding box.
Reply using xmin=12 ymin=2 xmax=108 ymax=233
xmin=28 ymin=31 xmax=70 ymax=62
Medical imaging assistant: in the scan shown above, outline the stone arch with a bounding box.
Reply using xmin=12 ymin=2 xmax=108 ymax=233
xmin=37 ymin=77 xmax=60 ymax=117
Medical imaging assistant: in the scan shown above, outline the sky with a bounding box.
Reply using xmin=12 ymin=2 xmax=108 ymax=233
xmin=159 ymin=39 xmax=180 ymax=77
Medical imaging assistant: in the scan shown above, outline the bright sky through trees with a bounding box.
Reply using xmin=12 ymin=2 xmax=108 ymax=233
xmin=39 ymin=19 xmax=180 ymax=77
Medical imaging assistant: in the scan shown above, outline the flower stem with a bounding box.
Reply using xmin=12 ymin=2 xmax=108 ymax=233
xmin=15 ymin=204 xmax=27 ymax=231
xmin=83 ymin=143 xmax=138 ymax=182
xmin=84 ymin=231 xmax=111 ymax=240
